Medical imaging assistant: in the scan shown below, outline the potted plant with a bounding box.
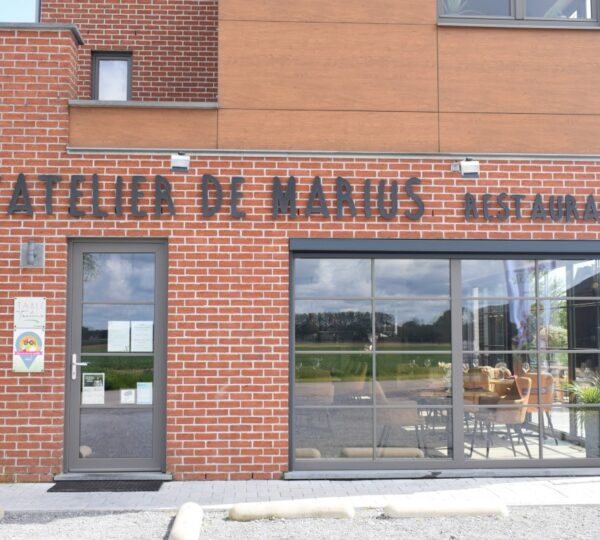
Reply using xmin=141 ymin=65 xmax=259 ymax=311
xmin=568 ymin=376 xmax=600 ymax=458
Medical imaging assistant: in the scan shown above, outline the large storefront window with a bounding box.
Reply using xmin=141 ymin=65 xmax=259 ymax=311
xmin=292 ymin=253 xmax=600 ymax=469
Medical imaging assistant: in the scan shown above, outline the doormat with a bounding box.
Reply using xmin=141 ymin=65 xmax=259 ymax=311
xmin=48 ymin=480 xmax=163 ymax=493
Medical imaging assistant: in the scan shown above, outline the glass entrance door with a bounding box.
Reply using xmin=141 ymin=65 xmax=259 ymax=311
xmin=66 ymin=241 xmax=167 ymax=472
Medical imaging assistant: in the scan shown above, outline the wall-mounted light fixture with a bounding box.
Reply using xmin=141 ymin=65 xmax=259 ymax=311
xmin=451 ymin=158 xmax=480 ymax=179
xmin=20 ymin=240 xmax=44 ymax=268
xmin=170 ymin=152 xmax=190 ymax=173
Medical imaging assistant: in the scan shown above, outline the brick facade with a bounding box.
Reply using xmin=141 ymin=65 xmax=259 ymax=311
xmin=43 ymin=1 xmax=218 ymax=102
xmin=3 ymin=121 xmax=600 ymax=480
xmin=2 ymin=14 xmax=600 ymax=482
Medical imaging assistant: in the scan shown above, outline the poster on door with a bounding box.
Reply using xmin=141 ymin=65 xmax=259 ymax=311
xmin=82 ymin=373 xmax=105 ymax=405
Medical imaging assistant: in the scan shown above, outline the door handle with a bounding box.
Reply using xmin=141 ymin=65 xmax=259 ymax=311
xmin=71 ymin=353 xmax=89 ymax=380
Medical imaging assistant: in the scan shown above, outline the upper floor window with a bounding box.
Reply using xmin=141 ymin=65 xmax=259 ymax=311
xmin=440 ymin=0 xmax=598 ymax=25
xmin=0 ymin=0 xmax=40 ymax=23
xmin=92 ymin=52 xmax=132 ymax=101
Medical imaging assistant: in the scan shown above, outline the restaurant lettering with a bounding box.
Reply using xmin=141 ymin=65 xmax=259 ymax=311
xmin=464 ymin=192 xmax=600 ymax=223
xmin=4 ymin=173 xmax=600 ymax=222
xmin=4 ymin=173 xmax=425 ymax=220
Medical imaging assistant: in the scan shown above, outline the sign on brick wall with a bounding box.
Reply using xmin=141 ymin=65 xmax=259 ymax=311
xmin=13 ymin=297 xmax=45 ymax=373
xmin=5 ymin=172 xmax=600 ymax=223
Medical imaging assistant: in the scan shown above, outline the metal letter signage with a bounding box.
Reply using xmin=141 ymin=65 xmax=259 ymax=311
xmin=3 ymin=172 xmax=600 ymax=224
xmin=464 ymin=192 xmax=598 ymax=223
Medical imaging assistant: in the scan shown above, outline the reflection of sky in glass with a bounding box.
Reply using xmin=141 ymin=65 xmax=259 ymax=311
xmin=83 ymin=304 xmax=154 ymax=332
xmin=295 ymin=259 xmax=370 ymax=298
xmin=526 ymin=0 xmax=592 ymax=18
xmin=538 ymin=260 xmax=600 ymax=297
xmin=0 ymin=1 xmax=38 ymax=22
xmin=375 ymin=260 xmax=449 ymax=297
xmin=376 ymin=301 xmax=450 ymax=326
xmin=98 ymin=60 xmax=129 ymax=101
xmin=295 ymin=299 xmax=371 ymax=315
xmin=443 ymin=0 xmax=510 ymax=16
xmin=83 ymin=253 xmax=155 ymax=302
xmin=462 ymin=260 xmax=535 ymax=297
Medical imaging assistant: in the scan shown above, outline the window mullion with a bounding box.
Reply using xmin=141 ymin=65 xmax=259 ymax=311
xmin=515 ymin=0 xmax=525 ymax=20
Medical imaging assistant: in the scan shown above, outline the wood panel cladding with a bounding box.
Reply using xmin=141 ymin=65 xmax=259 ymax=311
xmin=219 ymin=0 xmax=436 ymax=25
xmin=219 ymin=21 xmax=438 ymax=111
xmin=440 ymin=113 xmax=600 ymax=155
xmin=219 ymin=110 xmax=438 ymax=153
xmin=71 ymin=23 xmax=600 ymax=155
xmin=69 ymin=106 xmax=218 ymax=149
xmin=439 ymin=27 xmax=600 ymax=115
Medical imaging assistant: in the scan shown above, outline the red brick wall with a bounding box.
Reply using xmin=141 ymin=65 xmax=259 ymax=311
xmin=43 ymin=1 xmax=218 ymax=102
xmin=0 ymin=29 xmax=78 ymax=482
xmin=3 ymin=150 xmax=600 ymax=480
xmin=4 ymin=30 xmax=600 ymax=483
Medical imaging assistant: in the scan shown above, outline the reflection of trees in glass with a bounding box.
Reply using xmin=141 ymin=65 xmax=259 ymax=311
xmin=81 ymin=326 xmax=108 ymax=351
xmin=376 ymin=309 xmax=451 ymax=345
xmin=83 ymin=253 xmax=100 ymax=282
xmin=295 ymin=312 xmax=371 ymax=343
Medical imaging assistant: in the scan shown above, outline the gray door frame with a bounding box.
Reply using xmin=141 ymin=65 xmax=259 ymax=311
xmin=65 ymin=239 xmax=168 ymax=473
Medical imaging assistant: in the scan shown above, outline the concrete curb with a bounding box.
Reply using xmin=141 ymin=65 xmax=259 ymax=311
xmin=168 ymin=502 xmax=204 ymax=540
xmin=384 ymin=500 xmax=509 ymax=518
xmin=228 ymin=499 xmax=355 ymax=521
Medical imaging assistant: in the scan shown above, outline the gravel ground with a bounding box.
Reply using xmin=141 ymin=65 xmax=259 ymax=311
xmin=1 ymin=506 xmax=599 ymax=540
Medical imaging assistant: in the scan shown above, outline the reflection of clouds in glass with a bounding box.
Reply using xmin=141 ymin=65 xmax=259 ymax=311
xmin=376 ymin=301 xmax=450 ymax=325
xmin=295 ymin=259 xmax=370 ymax=298
xmin=539 ymin=259 xmax=600 ymax=297
xmin=295 ymin=299 xmax=371 ymax=315
xmin=84 ymin=253 xmax=155 ymax=302
xmin=375 ymin=260 xmax=449 ymax=297
xmin=526 ymin=0 xmax=592 ymax=18
xmin=462 ymin=260 xmax=535 ymax=297
xmin=98 ymin=60 xmax=128 ymax=100
xmin=0 ymin=1 xmax=38 ymax=22
xmin=83 ymin=304 xmax=154 ymax=332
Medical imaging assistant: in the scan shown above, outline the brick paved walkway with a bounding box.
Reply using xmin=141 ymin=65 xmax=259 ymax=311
xmin=1 ymin=477 xmax=600 ymax=513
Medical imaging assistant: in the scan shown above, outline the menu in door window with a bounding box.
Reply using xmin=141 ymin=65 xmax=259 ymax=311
xmin=131 ymin=321 xmax=153 ymax=352
xmin=107 ymin=320 xmax=153 ymax=352
xmin=108 ymin=321 xmax=130 ymax=352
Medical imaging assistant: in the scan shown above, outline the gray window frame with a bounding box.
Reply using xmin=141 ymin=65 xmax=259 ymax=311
xmin=289 ymin=239 xmax=600 ymax=472
xmin=438 ymin=0 xmax=600 ymax=28
xmin=0 ymin=0 xmax=41 ymax=23
xmin=91 ymin=52 xmax=133 ymax=101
